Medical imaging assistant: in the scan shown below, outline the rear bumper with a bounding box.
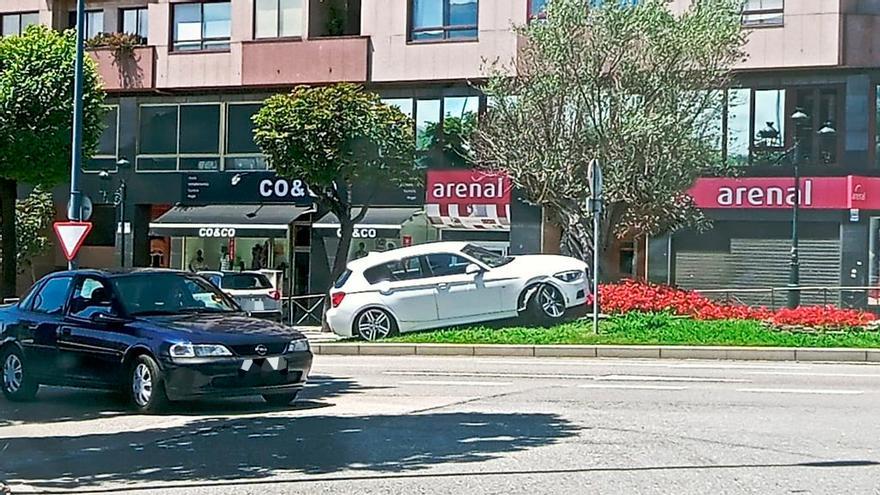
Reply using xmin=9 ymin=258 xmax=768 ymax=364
xmin=160 ymin=351 xmax=312 ymax=401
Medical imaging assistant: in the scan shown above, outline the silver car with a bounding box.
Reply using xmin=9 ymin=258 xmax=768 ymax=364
xmin=199 ymin=271 xmax=282 ymax=319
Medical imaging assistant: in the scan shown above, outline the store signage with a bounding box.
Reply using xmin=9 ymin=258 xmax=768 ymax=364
xmin=426 ymin=170 xmax=511 ymax=205
xmin=336 ymin=228 xmax=378 ymax=239
xmin=199 ymin=227 xmax=237 ymax=238
xmin=182 ymin=172 xmax=313 ymax=205
xmin=690 ymin=176 xmax=880 ymax=210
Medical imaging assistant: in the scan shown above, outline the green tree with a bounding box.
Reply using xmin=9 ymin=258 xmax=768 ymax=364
xmin=0 ymin=188 xmax=55 ymax=284
xmin=0 ymin=26 xmax=105 ymax=297
xmin=253 ymin=84 xmax=416 ymax=280
xmin=474 ymin=0 xmax=745 ymax=277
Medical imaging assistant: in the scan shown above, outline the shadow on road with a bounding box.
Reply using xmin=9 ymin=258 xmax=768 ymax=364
xmin=0 ymin=375 xmax=376 ymax=427
xmin=2 ymin=411 xmax=579 ymax=491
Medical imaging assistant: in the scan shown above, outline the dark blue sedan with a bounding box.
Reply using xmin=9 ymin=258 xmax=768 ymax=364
xmin=0 ymin=269 xmax=312 ymax=413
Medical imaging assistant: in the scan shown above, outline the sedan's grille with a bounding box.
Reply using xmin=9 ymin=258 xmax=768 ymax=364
xmin=229 ymin=343 xmax=287 ymax=357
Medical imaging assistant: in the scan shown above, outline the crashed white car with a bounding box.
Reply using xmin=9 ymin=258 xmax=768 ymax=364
xmin=326 ymin=241 xmax=590 ymax=340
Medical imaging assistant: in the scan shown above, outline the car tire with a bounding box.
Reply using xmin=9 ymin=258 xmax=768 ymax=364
xmin=355 ymin=308 xmax=397 ymax=341
xmin=525 ymin=284 xmax=567 ymax=326
xmin=262 ymin=391 xmax=299 ymax=407
xmin=1 ymin=346 xmax=39 ymax=402
xmin=128 ymin=354 xmax=169 ymax=414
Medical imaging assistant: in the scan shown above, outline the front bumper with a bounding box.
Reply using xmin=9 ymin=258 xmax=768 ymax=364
xmin=161 ymin=351 xmax=313 ymax=401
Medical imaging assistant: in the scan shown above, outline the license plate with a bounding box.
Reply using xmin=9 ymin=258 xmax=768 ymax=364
xmin=253 ymin=299 xmax=265 ymax=311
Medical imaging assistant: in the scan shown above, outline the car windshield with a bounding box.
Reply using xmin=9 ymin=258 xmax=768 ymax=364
xmin=220 ymin=273 xmax=272 ymax=290
xmin=461 ymin=244 xmax=512 ymax=268
xmin=111 ymin=272 xmax=240 ymax=316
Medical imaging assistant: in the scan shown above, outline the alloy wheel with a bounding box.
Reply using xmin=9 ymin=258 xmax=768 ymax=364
xmin=539 ymin=286 xmax=565 ymax=318
xmin=358 ymin=309 xmax=392 ymax=341
xmin=3 ymin=354 xmax=23 ymax=394
xmin=132 ymin=363 xmax=153 ymax=407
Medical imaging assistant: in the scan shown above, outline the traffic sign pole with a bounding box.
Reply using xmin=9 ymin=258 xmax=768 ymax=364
xmin=67 ymin=0 xmax=86 ymax=270
xmin=587 ymin=159 xmax=604 ymax=335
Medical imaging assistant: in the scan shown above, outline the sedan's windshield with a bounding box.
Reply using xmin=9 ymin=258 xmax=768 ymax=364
xmin=112 ymin=273 xmax=239 ymax=316
xmin=462 ymin=244 xmax=512 ymax=268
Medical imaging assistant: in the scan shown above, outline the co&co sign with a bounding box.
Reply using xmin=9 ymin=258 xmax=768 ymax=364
xmin=199 ymin=227 xmax=237 ymax=238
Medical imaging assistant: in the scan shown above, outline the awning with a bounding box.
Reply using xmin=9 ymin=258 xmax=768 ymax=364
xmin=149 ymin=204 xmax=314 ymax=238
xmin=313 ymin=207 xmax=422 ymax=232
xmin=425 ymin=203 xmax=511 ymax=231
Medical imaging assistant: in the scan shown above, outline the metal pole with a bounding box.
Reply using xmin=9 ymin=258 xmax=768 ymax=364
xmin=788 ymin=137 xmax=801 ymax=309
xmin=67 ymin=0 xmax=86 ymax=270
xmin=287 ymin=222 xmax=296 ymax=326
xmin=592 ymin=204 xmax=600 ymax=334
xmin=119 ymin=180 xmax=127 ymax=268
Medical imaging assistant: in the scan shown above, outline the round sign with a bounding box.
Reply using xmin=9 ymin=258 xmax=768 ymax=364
xmin=67 ymin=195 xmax=93 ymax=222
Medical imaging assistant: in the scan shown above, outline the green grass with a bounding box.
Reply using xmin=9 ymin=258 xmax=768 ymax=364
xmin=382 ymin=312 xmax=880 ymax=348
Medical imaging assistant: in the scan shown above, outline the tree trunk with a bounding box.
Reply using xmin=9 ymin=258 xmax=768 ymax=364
xmin=0 ymin=178 xmax=17 ymax=299
xmin=332 ymin=213 xmax=354 ymax=282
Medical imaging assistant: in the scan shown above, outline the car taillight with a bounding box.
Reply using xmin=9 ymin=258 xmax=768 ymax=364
xmin=331 ymin=292 xmax=346 ymax=308
xmin=269 ymin=290 xmax=281 ymax=301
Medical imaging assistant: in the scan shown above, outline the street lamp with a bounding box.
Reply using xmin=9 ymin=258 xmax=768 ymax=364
xmin=100 ymin=158 xmax=129 ymax=267
xmin=787 ymin=110 xmax=835 ymax=309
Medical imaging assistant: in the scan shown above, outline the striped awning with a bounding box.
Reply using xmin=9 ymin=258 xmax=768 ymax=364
xmin=425 ymin=203 xmax=510 ymax=231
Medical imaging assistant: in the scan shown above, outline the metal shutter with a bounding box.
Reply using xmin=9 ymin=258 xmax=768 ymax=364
xmin=675 ymin=238 xmax=841 ymax=306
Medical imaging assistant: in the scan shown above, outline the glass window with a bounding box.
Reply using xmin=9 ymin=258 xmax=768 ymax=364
xmin=425 ymin=253 xmax=470 ymax=276
xmin=139 ymin=105 xmax=178 ymax=155
xmin=529 ymin=0 xmax=548 ymax=18
xmin=753 ymin=89 xmax=785 ymax=148
xmin=69 ymin=10 xmax=104 ymax=39
xmin=1 ymin=13 xmax=39 ymax=37
xmin=443 ymin=96 xmax=479 ymax=120
xmin=32 ymin=277 xmax=73 ymax=315
xmin=112 ymin=273 xmax=238 ymax=316
xmin=121 ymin=7 xmax=149 ymax=41
xmin=227 ymin=104 xmax=261 ymax=154
xmin=70 ymin=277 xmax=117 ymax=319
xmin=180 ymin=104 xmax=221 ymax=154
xmin=220 ymin=273 xmax=272 ymax=290
xmin=416 ymin=99 xmax=441 ymax=150
xmin=382 ymin=98 xmax=415 ymax=119
xmin=742 ymin=0 xmax=783 ymax=27
xmin=411 ymin=0 xmax=478 ymax=41
xmin=364 ymin=258 xmax=424 ymax=284
xmin=97 ymin=106 xmax=119 ymax=157
xmin=255 ymin=0 xmax=303 ymax=38
xmin=173 ymin=2 xmax=230 ymax=51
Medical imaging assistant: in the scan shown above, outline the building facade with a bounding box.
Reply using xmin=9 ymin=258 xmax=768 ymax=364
xmin=4 ymin=0 xmax=880 ymax=304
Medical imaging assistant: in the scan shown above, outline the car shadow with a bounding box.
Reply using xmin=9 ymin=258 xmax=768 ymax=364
xmin=0 ymin=375 xmax=376 ymax=427
xmin=1 ymin=411 xmax=579 ymax=491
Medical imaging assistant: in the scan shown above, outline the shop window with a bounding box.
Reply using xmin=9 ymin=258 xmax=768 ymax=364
xmin=68 ymin=9 xmax=104 ymax=39
xmin=726 ymin=88 xmax=751 ymax=166
xmin=173 ymin=2 xmax=231 ymax=51
xmin=121 ymin=7 xmax=148 ymax=42
xmin=381 ymin=98 xmax=415 ymax=119
xmin=1 ymin=12 xmax=39 ymax=37
xmin=750 ymin=89 xmax=786 ymax=164
xmin=742 ymin=0 xmax=783 ymax=27
xmin=226 ymin=103 xmax=268 ymax=171
xmin=137 ymin=104 xmax=221 ymax=171
xmin=410 ymin=0 xmax=478 ymax=42
xmin=86 ymin=105 xmax=119 ymax=173
xmin=180 ymin=104 xmax=221 ymax=154
xmin=139 ymin=105 xmax=178 ymax=156
xmin=416 ymin=99 xmax=441 ymax=150
xmin=443 ymin=96 xmax=479 ymax=120
xmin=618 ymin=241 xmax=635 ymax=277
xmin=255 ymin=0 xmax=303 ymax=39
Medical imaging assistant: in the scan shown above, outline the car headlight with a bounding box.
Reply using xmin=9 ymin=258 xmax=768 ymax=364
xmin=287 ymin=338 xmax=310 ymax=353
xmin=554 ymin=270 xmax=584 ymax=283
xmin=169 ymin=342 xmax=233 ymax=360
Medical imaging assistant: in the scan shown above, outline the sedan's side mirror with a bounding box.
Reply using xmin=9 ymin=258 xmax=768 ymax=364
xmin=465 ymin=263 xmax=483 ymax=276
xmin=90 ymin=311 xmax=128 ymax=326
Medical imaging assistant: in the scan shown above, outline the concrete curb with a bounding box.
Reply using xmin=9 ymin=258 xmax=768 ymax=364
xmin=312 ymin=343 xmax=880 ymax=363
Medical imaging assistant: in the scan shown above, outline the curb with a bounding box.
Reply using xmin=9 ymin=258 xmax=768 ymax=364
xmin=312 ymin=343 xmax=880 ymax=363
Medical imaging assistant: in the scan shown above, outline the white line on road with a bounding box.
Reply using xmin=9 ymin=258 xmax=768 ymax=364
xmin=745 ymin=371 xmax=880 ymax=378
xmin=385 ymin=371 xmax=595 ymax=380
xmin=736 ymin=388 xmax=864 ymax=395
xmin=398 ymin=380 xmax=513 ymax=387
xmin=578 ymin=384 xmax=687 ymax=391
xmin=596 ymin=375 xmax=749 ymax=383
xmin=472 ymin=359 xmax=802 ymax=370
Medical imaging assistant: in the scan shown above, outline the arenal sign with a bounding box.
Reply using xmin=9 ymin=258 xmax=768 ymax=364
xmin=181 ymin=172 xmax=312 ymax=205
xmin=690 ymin=176 xmax=880 ymax=210
xmin=425 ymin=169 xmax=512 ymax=230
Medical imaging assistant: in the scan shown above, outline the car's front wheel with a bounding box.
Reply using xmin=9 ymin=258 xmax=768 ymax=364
xmin=525 ymin=284 xmax=567 ymax=326
xmin=128 ymin=354 xmax=169 ymax=413
xmin=1 ymin=346 xmax=38 ymax=402
xmin=355 ymin=308 xmax=397 ymax=341
xmin=262 ymin=391 xmax=299 ymax=407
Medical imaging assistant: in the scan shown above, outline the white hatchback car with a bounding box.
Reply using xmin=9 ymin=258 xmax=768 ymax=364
xmin=199 ymin=271 xmax=282 ymax=319
xmin=326 ymin=242 xmax=590 ymax=340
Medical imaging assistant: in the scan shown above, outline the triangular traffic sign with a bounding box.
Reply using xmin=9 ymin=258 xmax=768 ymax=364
xmin=53 ymin=222 xmax=93 ymax=261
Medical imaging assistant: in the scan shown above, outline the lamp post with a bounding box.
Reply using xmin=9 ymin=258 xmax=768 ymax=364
xmin=66 ymin=0 xmax=87 ymax=269
xmin=100 ymin=158 xmax=130 ymax=267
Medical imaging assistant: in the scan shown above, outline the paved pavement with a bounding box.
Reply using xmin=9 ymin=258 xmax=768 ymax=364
xmin=2 ymin=355 xmax=880 ymax=494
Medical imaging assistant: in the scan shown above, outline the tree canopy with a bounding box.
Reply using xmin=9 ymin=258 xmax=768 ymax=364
xmin=474 ymin=0 xmax=746 ymax=272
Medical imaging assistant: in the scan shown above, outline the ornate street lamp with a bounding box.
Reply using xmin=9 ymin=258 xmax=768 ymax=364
xmin=100 ymin=158 xmax=129 ymax=267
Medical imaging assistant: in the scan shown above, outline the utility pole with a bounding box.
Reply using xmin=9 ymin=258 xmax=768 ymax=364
xmin=67 ymin=0 xmax=86 ymax=270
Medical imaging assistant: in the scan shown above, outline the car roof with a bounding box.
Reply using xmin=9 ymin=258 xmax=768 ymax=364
xmin=346 ymin=241 xmax=471 ymax=270
xmin=46 ymin=268 xmax=190 ymax=278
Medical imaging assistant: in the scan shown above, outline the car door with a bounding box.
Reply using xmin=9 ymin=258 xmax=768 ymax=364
xmin=57 ymin=276 xmax=131 ymax=387
xmin=14 ymin=276 xmax=73 ymax=383
xmin=366 ymin=257 xmax=438 ymax=324
xmin=425 ymin=253 xmax=504 ymax=321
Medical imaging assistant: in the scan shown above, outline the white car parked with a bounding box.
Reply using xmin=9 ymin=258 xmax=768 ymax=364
xmin=326 ymin=242 xmax=590 ymax=340
xmin=199 ymin=271 xmax=282 ymax=319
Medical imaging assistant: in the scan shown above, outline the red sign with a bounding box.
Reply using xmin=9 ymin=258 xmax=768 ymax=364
xmin=426 ymin=170 xmax=512 ymax=205
xmin=402 ymin=235 xmax=413 ymax=247
xmin=53 ymin=222 xmax=93 ymax=261
xmin=689 ymin=176 xmax=880 ymax=210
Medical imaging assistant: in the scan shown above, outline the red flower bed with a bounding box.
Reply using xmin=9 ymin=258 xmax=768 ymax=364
xmin=599 ymin=280 xmax=876 ymax=329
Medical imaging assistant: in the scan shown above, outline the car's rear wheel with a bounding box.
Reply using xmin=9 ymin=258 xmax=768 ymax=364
xmin=129 ymin=354 xmax=169 ymax=414
xmin=526 ymin=284 xmax=567 ymax=326
xmin=1 ymin=347 xmax=38 ymax=402
xmin=355 ymin=308 xmax=397 ymax=341
xmin=262 ymin=391 xmax=299 ymax=407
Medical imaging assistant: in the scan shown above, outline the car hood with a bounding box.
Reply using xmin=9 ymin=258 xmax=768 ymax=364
xmin=496 ymin=255 xmax=588 ymax=275
xmin=135 ymin=313 xmax=304 ymax=343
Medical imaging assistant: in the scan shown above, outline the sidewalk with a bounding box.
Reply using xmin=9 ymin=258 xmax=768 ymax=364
xmin=299 ymin=326 xmax=343 ymax=344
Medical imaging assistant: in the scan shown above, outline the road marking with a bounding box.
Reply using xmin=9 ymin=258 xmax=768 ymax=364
xmin=472 ymin=359 xmax=802 ymax=370
xmin=385 ymin=371 xmax=595 ymax=380
xmin=745 ymin=371 xmax=880 ymax=378
xmin=398 ymin=380 xmax=513 ymax=387
xmin=737 ymin=388 xmax=864 ymax=395
xmin=596 ymin=375 xmax=749 ymax=383
xmin=578 ymin=384 xmax=687 ymax=391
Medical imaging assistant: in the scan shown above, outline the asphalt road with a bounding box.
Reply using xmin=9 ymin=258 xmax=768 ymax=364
xmin=2 ymin=355 xmax=880 ymax=494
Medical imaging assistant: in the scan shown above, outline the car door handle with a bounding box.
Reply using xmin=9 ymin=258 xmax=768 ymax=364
xmin=437 ymin=283 xmax=449 ymax=291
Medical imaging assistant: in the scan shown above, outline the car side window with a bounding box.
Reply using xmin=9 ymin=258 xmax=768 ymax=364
xmin=32 ymin=276 xmax=73 ymax=315
xmin=364 ymin=258 xmax=425 ymax=284
xmin=425 ymin=253 xmax=471 ymax=277
xmin=70 ymin=276 xmax=117 ymax=319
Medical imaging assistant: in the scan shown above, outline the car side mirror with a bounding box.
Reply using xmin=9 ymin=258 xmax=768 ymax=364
xmin=466 ymin=263 xmax=483 ymax=276
xmin=90 ymin=311 xmax=127 ymax=326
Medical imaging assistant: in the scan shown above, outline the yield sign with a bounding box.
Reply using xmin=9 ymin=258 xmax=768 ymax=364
xmin=53 ymin=222 xmax=93 ymax=261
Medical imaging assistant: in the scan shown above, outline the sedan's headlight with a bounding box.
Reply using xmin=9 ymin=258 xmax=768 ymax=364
xmin=287 ymin=338 xmax=310 ymax=353
xmin=554 ymin=270 xmax=585 ymax=283
xmin=169 ymin=342 xmax=233 ymax=360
